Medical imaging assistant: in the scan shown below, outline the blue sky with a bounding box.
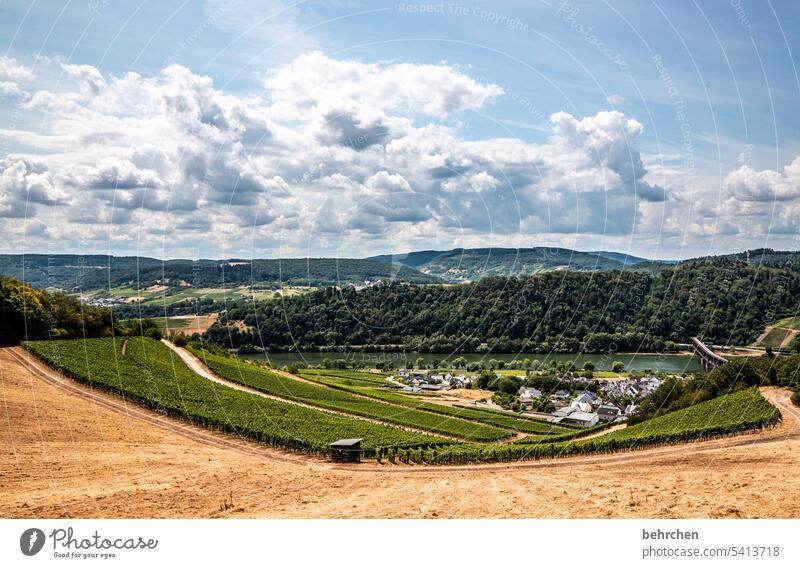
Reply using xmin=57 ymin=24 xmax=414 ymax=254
xmin=1 ymin=0 xmax=799 ymax=260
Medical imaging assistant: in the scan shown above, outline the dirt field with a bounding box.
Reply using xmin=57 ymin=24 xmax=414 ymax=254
xmin=2 ymin=346 xmax=799 ymax=519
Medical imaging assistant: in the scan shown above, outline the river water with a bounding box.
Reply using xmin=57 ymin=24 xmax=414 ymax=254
xmin=240 ymin=351 xmax=704 ymax=373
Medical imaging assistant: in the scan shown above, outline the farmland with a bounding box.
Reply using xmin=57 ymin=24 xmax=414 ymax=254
xmin=24 ymin=338 xmax=443 ymax=453
xmin=5 ymin=348 xmax=798 ymax=519
xmin=190 ymin=349 xmax=515 ymax=442
xmin=296 ymin=370 xmax=576 ymax=435
xmin=407 ymin=388 xmax=781 ymax=464
xmin=18 ymin=338 xmax=786 ymax=465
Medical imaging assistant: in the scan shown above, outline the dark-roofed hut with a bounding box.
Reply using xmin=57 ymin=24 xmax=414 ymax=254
xmin=329 ymin=439 xmax=363 ymax=463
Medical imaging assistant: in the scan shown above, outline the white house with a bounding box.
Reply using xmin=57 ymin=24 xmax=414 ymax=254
xmin=560 ymin=410 xmax=599 ymax=427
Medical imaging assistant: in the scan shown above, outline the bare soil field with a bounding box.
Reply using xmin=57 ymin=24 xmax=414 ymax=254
xmin=1 ymin=347 xmax=799 ymax=519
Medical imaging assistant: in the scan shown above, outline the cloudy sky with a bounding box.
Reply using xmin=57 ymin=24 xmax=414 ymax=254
xmin=1 ymin=0 xmax=798 ymax=260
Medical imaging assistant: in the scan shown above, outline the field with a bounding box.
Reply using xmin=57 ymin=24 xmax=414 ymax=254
xmin=2 ymin=347 xmax=799 ymax=518
xmin=753 ymin=316 xmax=800 ymax=350
xmin=760 ymin=327 xmax=794 ymax=349
xmin=16 ymin=338 xmax=786 ymax=467
xmin=140 ymin=314 xmax=219 ymax=335
xmin=84 ymin=284 xmax=313 ymax=307
xmin=191 ymin=350 xmax=515 ymax=442
xmin=775 ymin=316 xmax=800 ymax=329
xmin=24 ymin=338 xmax=442 ymax=453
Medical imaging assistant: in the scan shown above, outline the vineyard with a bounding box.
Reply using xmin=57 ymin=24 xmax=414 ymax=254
xmin=386 ymin=388 xmax=781 ymax=464
xmin=22 ymin=339 xmax=784 ymax=465
xmin=191 ymin=349 xmax=514 ymax=442
xmin=296 ymin=370 xmax=575 ymax=435
xmin=24 ymin=338 xmax=444 ymax=455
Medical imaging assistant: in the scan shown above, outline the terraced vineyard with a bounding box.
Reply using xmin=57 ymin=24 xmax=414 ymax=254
xmin=22 ymin=339 xmax=784 ymax=465
xmin=297 ymin=370 xmax=575 ymax=435
xmin=192 ymin=350 xmax=514 ymax=442
xmin=299 ymin=368 xmax=391 ymax=388
xmin=24 ymin=338 xmax=444 ymax=454
xmin=395 ymin=388 xmax=781 ymax=464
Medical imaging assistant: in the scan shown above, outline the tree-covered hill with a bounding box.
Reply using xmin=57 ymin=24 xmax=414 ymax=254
xmin=0 ymin=276 xmax=116 ymax=345
xmin=634 ymin=259 xmax=800 ymax=346
xmin=0 ymin=254 xmax=440 ymax=292
xmin=369 ymin=246 xmax=659 ymax=282
xmin=208 ymin=258 xmax=800 ymax=352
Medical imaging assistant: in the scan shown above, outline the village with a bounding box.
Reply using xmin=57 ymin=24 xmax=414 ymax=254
xmin=388 ymin=368 xmax=664 ymax=427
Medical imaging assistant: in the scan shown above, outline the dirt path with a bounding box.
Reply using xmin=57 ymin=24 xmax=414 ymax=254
xmin=160 ymin=341 xmax=459 ymax=440
xmin=3 ymin=347 xmax=800 ymax=518
xmin=780 ymin=329 xmax=798 ymax=350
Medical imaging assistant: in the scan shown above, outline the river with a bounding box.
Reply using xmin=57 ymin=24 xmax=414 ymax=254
xmin=240 ymin=351 xmax=704 ymax=373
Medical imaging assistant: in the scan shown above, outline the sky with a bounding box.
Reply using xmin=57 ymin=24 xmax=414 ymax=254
xmin=0 ymin=0 xmax=798 ymax=260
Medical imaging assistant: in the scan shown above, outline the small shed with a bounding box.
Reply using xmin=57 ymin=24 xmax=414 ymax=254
xmin=330 ymin=439 xmax=363 ymax=463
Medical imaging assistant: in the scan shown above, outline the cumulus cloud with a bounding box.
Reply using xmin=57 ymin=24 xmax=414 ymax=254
xmin=0 ymin=56 xmax=33 ymax=81
xmin=551 ymin=111 xmax=666 ymax=202
xmin=0 ymin=157 xmax=69 ymax=218
xmin=724 ymin=157 xmax=800 ymax=202
xmin=0 ymin=52 xmax=720 ymax=256
xmin=0 ymin=81 xmax=27 ymax=98
xmin=264 ymin=51 xmax=504 ymax=118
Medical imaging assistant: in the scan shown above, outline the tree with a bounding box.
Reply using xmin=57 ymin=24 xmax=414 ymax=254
xmin=145 ymin=327 xmax=163 ymax=341
xmin=612 ymin=361 xmax=625 ymax=373
xmin=497 ymin=377 xmax=519 ymax=395
xmin=583 ymin=360 xmax=595 ymax=371
xmin=415 ymin=357 xmax=426 ymax=369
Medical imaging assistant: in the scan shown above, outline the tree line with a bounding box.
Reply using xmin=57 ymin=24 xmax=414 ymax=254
xmin=206 ymin=258 xmax=800 ymax=353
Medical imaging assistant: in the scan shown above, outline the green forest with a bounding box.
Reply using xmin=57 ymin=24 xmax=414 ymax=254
xmin=207 ymin=258 xmax=800 ymax=353
xmin=0 ymin=276 xmax=116 ymax=345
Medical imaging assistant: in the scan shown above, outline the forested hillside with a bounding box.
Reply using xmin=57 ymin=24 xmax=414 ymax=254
xmin=209 ymin=270 xmax=653 ymax=353
xmin=0 ymin=254 xmax=439 ymax=291
xmin=369 ymin=246 xmax=657 ymax=282
xmin=0 ymin=276 xmax=116 ymax=345
xmin=208 ymin=258 xmax=800 ymax=352
xmin=635 ymin=260 xmax=800 ymax=346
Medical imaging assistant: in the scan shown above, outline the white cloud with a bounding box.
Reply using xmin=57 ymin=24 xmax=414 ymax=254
xmin=724 ymin=157 xmax=800 ymax=202
xmin=264 ymin=51 xmax=504 ymax=118
xmin=6 ymin=52 xmax=783 ymax=257
xmin=0 ymin=81 xmax=27 ymax=98
xmin=0 ymin=56 xmax=33 ymax=81
xmin=606 ymin=94 xmax=626 ymax=105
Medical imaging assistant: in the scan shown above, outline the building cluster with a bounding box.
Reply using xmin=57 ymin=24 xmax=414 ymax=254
xmin=518 ymin=375 xmax=663 ymax=427
xmin=391 ymin=370 xmax=472 ymax=392
xmin=83 ymin=296 xmax=128 ymax=308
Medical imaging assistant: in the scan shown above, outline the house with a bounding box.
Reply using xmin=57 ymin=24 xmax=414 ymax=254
xmin=552 ymin=389 xmax=571 ymax=400
xmin=597 ymin=404 xmax=622 ymax=422
xmin=559 ymin=411 xmax=599 ymax=427
xmin=575 ymin=390 xmax=600 ymax=404
xmin=574 ymin=401 xmax=593 ymax=413
xmin=624 ymin=403 xmax=639 ymax=416
xmin=552 ymin=405 xmax=574 ymax=418
xmin=518 ymin=387 xmax=542 ymax=405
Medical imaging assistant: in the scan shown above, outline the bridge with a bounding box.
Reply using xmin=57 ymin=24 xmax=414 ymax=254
xmin=691 ymin=337 xmax=728 ymax=369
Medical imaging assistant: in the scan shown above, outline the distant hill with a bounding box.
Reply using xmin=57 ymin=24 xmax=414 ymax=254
xmin=369 ymin=247 xmax=666 ymax=282
xmin=0 ymin=255 xmax=440 ymax=292
xmin=1 ymin=247 xmax=796 ymax=293
xmin=699 ymin=248 xmax=800 ymax=269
